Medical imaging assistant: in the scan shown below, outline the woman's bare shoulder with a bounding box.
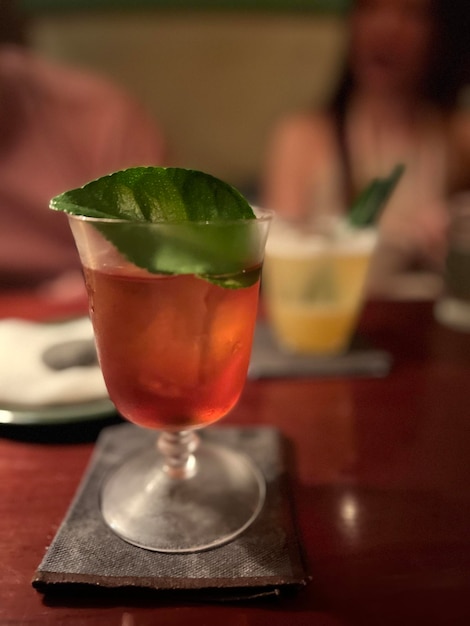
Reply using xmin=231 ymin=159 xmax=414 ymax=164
xmin=269 ymin=110 xmax=336 ymax=148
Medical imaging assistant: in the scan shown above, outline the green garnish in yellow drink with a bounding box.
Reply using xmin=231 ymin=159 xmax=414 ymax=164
xmin=263 ymin=164 xmax=404 ymax=355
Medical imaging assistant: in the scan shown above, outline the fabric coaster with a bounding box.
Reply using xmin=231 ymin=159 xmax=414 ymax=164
xmin=32 ymin=423 xmax=307 ymax=601
xmin=248 ymin=321 xmax=392 ymax=379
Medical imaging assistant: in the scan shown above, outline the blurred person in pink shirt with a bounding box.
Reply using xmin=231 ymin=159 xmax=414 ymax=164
xmin=0 ymin=1 xmax=168 ymax=296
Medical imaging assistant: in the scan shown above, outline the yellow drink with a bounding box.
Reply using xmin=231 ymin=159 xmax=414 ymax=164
xmin=263 ymin=219 xmax=376 ymax=354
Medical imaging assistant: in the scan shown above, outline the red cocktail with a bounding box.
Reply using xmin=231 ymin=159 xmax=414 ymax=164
xmin=84 ymin=267 xmax=260 ymax=430
xmin=66 ymin=209 xmax=271 ymax=553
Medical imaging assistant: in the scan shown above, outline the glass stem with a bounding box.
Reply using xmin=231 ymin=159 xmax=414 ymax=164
xmin=157 ymin=430 xmax=200 ymax=480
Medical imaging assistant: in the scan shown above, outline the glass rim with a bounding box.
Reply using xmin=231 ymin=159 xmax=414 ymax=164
xmin=65 ymin=207 xmax=274 ymax=227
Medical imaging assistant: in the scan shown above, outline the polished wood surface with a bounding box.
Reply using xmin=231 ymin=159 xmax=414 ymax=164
xmin=1 ymin=297 xmax=470 ymax=625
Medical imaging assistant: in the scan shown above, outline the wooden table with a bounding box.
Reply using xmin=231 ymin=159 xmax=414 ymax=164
xmin=1 ymin=296 xmax=470 ymax=625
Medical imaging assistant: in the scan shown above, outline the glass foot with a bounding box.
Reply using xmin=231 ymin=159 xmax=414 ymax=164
xmin=100 ymin=435 xmax=265 ymax=553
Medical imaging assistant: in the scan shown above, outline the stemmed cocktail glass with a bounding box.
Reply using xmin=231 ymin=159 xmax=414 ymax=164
xmin=67 ymin=210 xmax=271 ymax=553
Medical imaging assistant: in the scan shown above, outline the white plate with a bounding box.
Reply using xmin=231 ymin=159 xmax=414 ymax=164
xmin=0 ymin=397 xmax=116 ymax=426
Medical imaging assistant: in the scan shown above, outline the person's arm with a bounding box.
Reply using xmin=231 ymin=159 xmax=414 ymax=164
xmin=260 ymin=112 xmax=335 ymax=220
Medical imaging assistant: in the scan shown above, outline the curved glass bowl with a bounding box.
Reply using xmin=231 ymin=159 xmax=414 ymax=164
xmin=67 ymin=209 xmax=272 ymax=552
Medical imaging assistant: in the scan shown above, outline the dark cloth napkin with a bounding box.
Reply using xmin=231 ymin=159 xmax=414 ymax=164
xmin=248 ymin=321 xmax=392 ymax=379
xmin=33 ymin=423 xmax=307 ymax=601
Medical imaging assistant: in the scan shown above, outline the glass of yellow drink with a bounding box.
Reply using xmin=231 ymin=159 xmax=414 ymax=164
xmin=262 ymin=216 xmax=376 ymax=355
xmin=66 ymin=208 xmax=271 ymax=553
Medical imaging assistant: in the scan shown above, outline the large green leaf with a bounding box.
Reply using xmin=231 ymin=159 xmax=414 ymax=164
xmin=50 ymin=167 xmax=260 ymax=288
xmin=50 ymin=166 xmax=255 ymax=221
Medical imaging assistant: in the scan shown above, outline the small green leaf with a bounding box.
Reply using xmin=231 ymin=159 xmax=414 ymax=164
xmin=348 ymin=164 xmax=405 ymax=228
xmin=50 ymin=167 xmax=259 ymax=288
